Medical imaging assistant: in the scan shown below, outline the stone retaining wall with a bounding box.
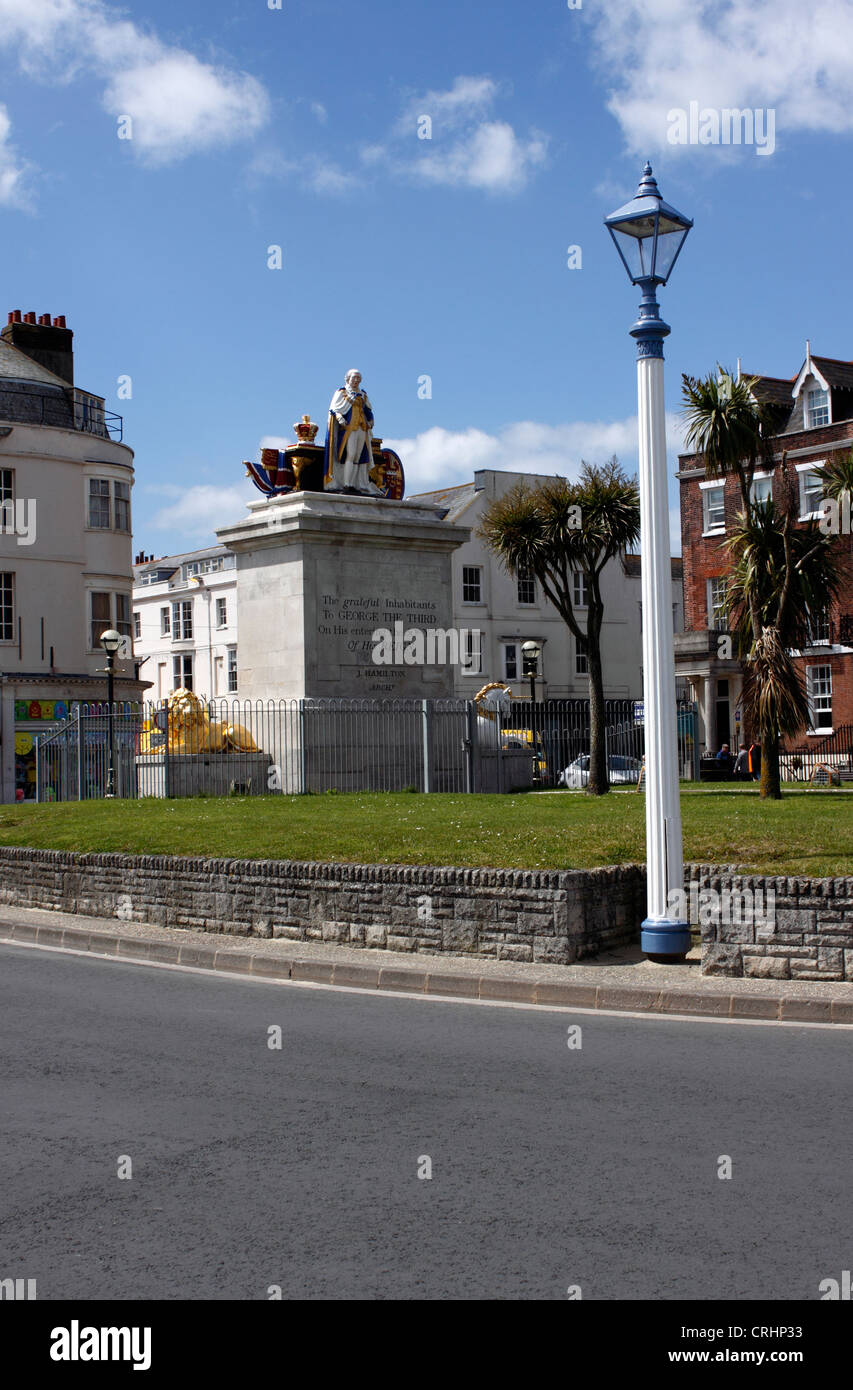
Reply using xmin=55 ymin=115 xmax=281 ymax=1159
xmin=1 ymin=848 xmax=850 ymax=977
xmin=0 ymin=847 xmax=644 ymax=966
xmin=689 ymin=866 xmax=853 ymax=981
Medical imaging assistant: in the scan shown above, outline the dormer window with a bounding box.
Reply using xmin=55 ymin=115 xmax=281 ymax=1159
xmin=806 ymin=387 xmax=830 ymax=428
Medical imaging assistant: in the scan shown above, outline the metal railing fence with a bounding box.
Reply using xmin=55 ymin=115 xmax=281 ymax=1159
xmin=34 ymin=696 xmax=699 ymax=801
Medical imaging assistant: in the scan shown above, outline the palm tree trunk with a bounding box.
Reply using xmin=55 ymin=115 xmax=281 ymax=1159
xmin=760 ymin=732 xmax=782 ymax=800
xmin=587 ymin=643 xmax=609 ymax=795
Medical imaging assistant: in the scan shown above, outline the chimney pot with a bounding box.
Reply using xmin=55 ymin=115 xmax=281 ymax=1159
xmin=54 ymin=315 xmax=66 ymax=328
xmin=7 ymin=313 xmax=12 ymax=325
xmin=13 ymin=310 xmax=21 ymax=322
xmin=24 ymin=312 xmax=36 ymax=324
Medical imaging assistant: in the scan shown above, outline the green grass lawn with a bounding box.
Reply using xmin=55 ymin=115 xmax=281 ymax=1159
xmin=0 ymin=785 xmax=849 ymax=876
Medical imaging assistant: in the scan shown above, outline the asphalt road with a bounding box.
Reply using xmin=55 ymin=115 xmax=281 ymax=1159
xmin=1 ymin=939 xmax=851 ymax=1301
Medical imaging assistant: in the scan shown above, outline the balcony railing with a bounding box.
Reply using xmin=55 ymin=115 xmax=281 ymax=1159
xmin=0 ymin=386 xmax=123 ymax=440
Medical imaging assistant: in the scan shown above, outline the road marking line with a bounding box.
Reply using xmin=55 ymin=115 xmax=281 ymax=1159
xmin=1 ymin=936 xmax=849 ymax=1031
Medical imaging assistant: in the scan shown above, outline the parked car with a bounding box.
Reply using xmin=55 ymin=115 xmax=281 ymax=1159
xmin=558 ymin=754 xmax=642 ymax=788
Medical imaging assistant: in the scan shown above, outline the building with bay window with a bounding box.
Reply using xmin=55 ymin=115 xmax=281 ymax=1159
xmin=675 ymin=345 xmax=853 ymax=755
xmin=132 ymin=545 xmax=238 ymax=701
xmin=0 ymin=310 xmax=141 ymax=802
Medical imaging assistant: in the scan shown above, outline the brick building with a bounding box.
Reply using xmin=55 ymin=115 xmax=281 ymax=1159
xmin=675 ymin=345 xmax=853 ymax=756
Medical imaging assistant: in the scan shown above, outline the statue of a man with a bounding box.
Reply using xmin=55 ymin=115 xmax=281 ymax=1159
xmin=324 ymin=370 xmax=381 ymax=494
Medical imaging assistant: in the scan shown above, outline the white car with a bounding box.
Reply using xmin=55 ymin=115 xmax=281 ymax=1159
xmin=558 ymin=754 xmax=642 ymax=788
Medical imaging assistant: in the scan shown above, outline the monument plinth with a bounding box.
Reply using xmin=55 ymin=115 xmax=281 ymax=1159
xmin=217 ymin=490 xmax=470 ymax=701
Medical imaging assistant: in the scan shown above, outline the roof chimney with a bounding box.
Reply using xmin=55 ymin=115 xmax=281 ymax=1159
xmin=0 ymin=312 xmax=74 ymax=384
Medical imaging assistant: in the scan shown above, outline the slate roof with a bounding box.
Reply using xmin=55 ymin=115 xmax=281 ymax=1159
xmin=0 ymin=337 xmax=70 ymax=388
xmin=809 ymin=356 xmax=853 ymax=391
xmin=743 ymin=373 xmax=795 ymax=408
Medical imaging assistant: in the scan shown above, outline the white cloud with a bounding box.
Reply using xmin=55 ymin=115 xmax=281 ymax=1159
xmin=149 ymin=483 xmax=255 ymax=538
xmin=373 ymin=75 xmax=548 ymax=194
xmin=385 ymin=414 xmax=686 ymax=493
xmin=248 ymin=148 xmax=355 ymax=195
xmin=417 ymin=121 xmax=547 ymax=194
xmin=0 ymin=0 xmax=270 ymax=167
xmin=104 ymin=55 xmax=268 ymax=166
xmin=586 ymin=0 xmax=853 ymax=155
xmin=0 ymin=103 xmax=33 ymax=208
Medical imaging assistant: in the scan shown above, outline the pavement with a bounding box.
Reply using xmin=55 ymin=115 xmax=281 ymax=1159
xmin=2 ymin=903 xmax=852 ymax=1025
xmin=1 ymin=937 xmax=851 ymax=1300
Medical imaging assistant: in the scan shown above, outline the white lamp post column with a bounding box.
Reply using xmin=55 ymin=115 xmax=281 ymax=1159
xmin=605 ymin=164 xmax=693 ymax=959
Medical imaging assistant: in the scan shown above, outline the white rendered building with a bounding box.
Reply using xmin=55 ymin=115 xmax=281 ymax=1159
xmin=410 ymin=469 xmax=683 ymax=700
xmin=132 ymin=545 xmax=238 ymax=702
xmin=0 ymin=310 xmax=140 ymax=802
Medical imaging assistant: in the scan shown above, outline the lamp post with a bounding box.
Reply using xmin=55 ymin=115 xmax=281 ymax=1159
xmin=522 ymin=640 xmax=542 ymax=785
xmin=100 ymin=628 xmax=122 ymax=799
xmin=605 ymin=163 xmax=693 ymax=961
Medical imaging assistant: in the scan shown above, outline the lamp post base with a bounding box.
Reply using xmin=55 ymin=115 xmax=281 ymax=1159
xmin=641 ymin=917 xmax=691 ymax=961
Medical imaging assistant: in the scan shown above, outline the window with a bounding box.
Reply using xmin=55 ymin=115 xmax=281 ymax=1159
xmin=702 ymin=484 xmax=725 ymax=533
xmin=227 ymin=648 xmax=238 ymax=693
xmin=113 ymin=481 xmax=130 ymax=532
xmin=575 ymin=636 xmax=588 ymax=676
xmin=503 ymin=643 xmax=519 ymax=682
xmin=517 ymin=566 xmax=536 ymax=606
xmin=0 ymin=470 xmax=12 ymax=503
xmin=807 ymin=664 xmax=832 ymax=732
xmin=806 ymin=608 xmax=831 ymax=646
xmin=88 ymin=479 xmax=111 ymax=529
xmin=173 ymin=654 xmax=193 ymax=691
xmin=184 ymin=557 xmax=224 ymax=579
xmin=160 ymin=606 xmax=171 ymax=637
xmin=806 ymin=387 xmax=829 ymax=429
xmin=572 ymin=572 xmax=589 ymax=608
xmin=462 ymin=566 xmax=482 ymax=604
xmin=0 ymin=573 xmax=13 ymax=641
xmin=90 ymin=591 xmax=111 ymax=649
xmin=115 ymin=593 xmax=132 ymax=641
xmin=133 ymin=611 xmax=141 ymax=640
xmin=798 ymin=468 xmax=824 ymax=519
xmin=171 ymin=600 xmax=193 ymax=640
xmin=461 ymin=629 xmax=482 ymax=675
xmin=708 ymin=577 xmax=728 ymax=632
xmin=216 ymin=597 xmax=227 ymax=628
xmin=750 ymin=474 xmax=773 ymax=507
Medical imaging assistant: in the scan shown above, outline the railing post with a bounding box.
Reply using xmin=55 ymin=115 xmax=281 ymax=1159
xmin=76 ymin=708 xmax=83 ymax=801
xmin=299 ymin=699 xmax=307 ymax=794
xmin=422 ymin=700 xmax=432 ymax=793
xmin=163 ymin=701 xmax=171 ymax=799
xmin=464 ymin=701 xmax=475 ymax=794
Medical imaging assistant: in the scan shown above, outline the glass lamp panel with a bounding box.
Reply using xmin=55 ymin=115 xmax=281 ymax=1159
xmin=609 ymin=223 xmax=655 ymax=281
xmin=652 ymin=225 xmax=689 ymax=282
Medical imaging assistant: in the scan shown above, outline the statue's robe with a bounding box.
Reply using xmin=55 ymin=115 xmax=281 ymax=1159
xmin=324 ymin=387 xmax=379 ymax=492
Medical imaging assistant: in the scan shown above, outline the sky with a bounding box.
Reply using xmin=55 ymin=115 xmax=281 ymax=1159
xmin=2 ymin=0 xmax=852 ymax=555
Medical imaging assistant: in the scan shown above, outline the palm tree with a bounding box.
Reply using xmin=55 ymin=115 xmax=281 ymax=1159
xmin=478 ymin=459 xmax=640 ymax=795
xmin=724 ymin=476 xmax=840 ymax=798
xmin=682 ymin=367 xmax=773 ymax=512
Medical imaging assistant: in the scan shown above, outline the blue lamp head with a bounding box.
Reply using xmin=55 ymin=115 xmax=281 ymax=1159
xmin=605 ymin=163 xmax=692 ymax=287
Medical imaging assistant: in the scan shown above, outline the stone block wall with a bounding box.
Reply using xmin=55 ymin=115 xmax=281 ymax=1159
xmin=689 ymin=865 xmax=853 ymax=981
xmin=0 ymin=847 xmax=645 ymax=965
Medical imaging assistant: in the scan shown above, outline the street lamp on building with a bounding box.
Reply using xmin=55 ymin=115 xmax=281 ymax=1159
xmin=605 ymin=164 xmax=693 ymax=960
xmin=100 ymin=628 xmax=122 ymax=799
xmin=522 ymin=640 xmax=542 ymax=785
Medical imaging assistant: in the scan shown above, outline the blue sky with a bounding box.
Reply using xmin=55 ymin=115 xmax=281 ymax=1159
xmin=2 ymin=0 xmax=852 ymax=553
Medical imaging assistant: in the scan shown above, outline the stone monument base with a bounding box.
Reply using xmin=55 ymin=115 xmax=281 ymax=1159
xmin=217 ymin=491 xmax=470 ymax=702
